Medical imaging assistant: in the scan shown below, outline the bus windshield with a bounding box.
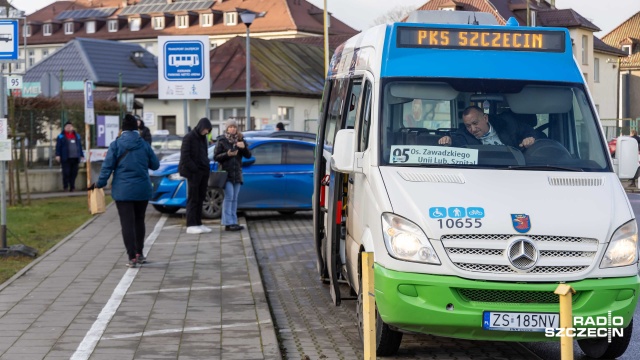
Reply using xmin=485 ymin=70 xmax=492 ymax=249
xmin=380 ymin=79 xmax=610 ymax=172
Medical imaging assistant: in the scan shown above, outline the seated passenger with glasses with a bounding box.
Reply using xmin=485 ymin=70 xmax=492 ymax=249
xmin=438 ymin=106 xmax=537 ymax=148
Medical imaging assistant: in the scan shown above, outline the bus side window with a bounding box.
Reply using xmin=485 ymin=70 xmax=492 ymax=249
xmin=325 ymin=79 xmax=349 ymax=147
xmin=345 ymin=80 xmax=363 ymax=130
xmin=358 ymin=81 xmax=372 ymax=152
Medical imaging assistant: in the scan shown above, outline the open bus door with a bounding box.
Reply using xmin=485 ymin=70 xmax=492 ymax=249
xmin=325 ymin=171 xmax=343 ymax=306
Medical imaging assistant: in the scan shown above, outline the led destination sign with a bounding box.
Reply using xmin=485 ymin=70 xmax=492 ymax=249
xmin=397 ymin=27 xmax=565 ymax=52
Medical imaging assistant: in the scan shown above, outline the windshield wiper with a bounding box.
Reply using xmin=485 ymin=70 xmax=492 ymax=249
xmin=507 ymin=165 xmax=584 ymax=172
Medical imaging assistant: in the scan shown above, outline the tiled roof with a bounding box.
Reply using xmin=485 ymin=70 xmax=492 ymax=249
xmin=602 ymin=11 xmax=640 ymax=69
xmin=536 ymin=9 xmax=599 ymax=32
xmin=416 ymin=0 xmax=506 ymax=25
xmin=279 ymin=34 xmax=355 ymax=52
xmin=416 ymin=0 xmax=599 ymax=30
xmin=21 ymin=0 xmax=357 ymax=45
xmin=24 ymin=38 xmax=157 ymax=88
xmin=593 ymin=36 xmax=627 ymax=57
xmin=136 ymin=36 xmax=325 ymax=97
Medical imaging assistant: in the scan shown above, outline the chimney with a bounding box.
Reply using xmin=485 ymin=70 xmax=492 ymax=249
xmin=551 ymin=0 xmax=556 ymax=9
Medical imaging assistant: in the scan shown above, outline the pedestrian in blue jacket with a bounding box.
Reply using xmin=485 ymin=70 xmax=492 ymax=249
xmin=92 ymin=114 xmax=160 ymax=268
xmin=55 ymin=121 xmax=84 ymax=191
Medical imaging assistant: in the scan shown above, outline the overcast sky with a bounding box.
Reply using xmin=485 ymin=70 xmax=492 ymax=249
xmin=17 ymin=0 xmax=640 ymax=37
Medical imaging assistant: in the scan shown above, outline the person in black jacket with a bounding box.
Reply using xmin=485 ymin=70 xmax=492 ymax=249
xmin=438 ymin=106 xmax=537 ymax=148
xmin=179 ymin=118 xmax=213 ymax=235
xmin=136 ymin=115 xmax=152 ymax=144
xmin=214 ymin=119 xmax=252 ymax=231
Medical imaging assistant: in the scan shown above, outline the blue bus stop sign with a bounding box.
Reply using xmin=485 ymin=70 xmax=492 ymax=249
xmin=0 ymin=20 xmax=18 ymax=60
xmin=163 ymin=40 xmax=205 ymax=81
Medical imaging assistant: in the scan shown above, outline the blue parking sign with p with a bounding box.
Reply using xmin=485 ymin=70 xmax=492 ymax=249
xmin=164 ymin=40 xmax=205 ymax=81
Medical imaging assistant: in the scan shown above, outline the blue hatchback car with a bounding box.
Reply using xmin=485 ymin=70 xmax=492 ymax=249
xmin=149 ymin=137 xmax=315 ymax=218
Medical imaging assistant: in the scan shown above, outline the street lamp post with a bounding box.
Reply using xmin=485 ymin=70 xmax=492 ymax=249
xmin=240 ymin=11 xmax=256 ymax=131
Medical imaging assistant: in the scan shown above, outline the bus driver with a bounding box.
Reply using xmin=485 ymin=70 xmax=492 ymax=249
xmin=438 ymin=106 xmax=537 ymax=148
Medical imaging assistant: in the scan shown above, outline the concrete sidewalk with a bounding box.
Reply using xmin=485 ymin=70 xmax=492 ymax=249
xmin=0 ymin=202 xmax=280 ymax=360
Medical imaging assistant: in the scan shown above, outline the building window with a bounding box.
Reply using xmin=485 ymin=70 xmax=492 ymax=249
xmin=278 ymin=107 xmax=294 ymax=122
xmin=15 ymin=50 xmax=23 ymax=69
xmin=177 ymin=15 xmax=189 ymax=28
xmin=438 ymin=7 xmax=454 ymax=11
xmin=129 ymin=18 xmax=141 ymax=31
xmin=43 ymin=23 xmax=52 ymax=36
xmin=24 ymin=24 xmax=31 ymax=37
xmin=581 ymin=35 xmax=588 ymax=65
xmin=64 ymin=22 xmax=74 ymax=35
xmin=28 ymin=50 xmax=35 ymax=67
xmin=224 ymin=12 xmax=237 ymax=26
xmin=201 ymin=13 xmax=213 ymax=27
xmin=152 ymin=16 xmax=164 ymax=30
xmin=595 ymin=104 xmax=600 ymax=114
xmin=594 ymin=58 xmax=600 ymax=83
xmin=622 ymin=45 xmax=632 ymax=55
xmin=86 ymin=21 xmax=95 ymax=34
xmin=583 ymin=72 xmax=588 ymax=83
xmin=108 ymin=20 xmax=118 ymax=32
xmin=42 ymin=49 xmax=49 ymax=58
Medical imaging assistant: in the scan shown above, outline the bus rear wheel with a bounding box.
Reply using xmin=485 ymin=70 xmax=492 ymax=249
xmin=577 ymin=319 xmax=633 ymax=359
xmin=356 ymin=270 xmax=402 ymax=356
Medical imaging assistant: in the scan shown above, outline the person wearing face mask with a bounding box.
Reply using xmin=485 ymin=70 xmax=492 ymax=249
xmin=55 ymin=121 xmax=85 ymax=192
xmin=438 ymin=105 xmax=537 ymax=148
xmin=214 ymin=119 xmax=252 ymax=231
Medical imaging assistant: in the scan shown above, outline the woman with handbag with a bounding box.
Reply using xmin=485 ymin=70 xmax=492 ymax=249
xmin=214 ymin=119 xmax=252 ymax=231
xmin=92 ymin=114 xmax=159 ymax=268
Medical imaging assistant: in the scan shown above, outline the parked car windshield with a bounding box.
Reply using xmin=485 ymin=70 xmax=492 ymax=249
xmin=380 ymin=79 xmax=610 ymax=172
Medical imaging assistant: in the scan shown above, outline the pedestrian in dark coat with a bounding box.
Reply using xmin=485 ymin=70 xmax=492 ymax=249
xmin=214 ymin=119 xmax=252 ymax=231
xmin=93 ymin=114 xmax=160 ymax=268
xmin=136 ymin=116 xmax=152 ymax=144
xmin=179 ymin=117 xmax=213 ymax=235
xmin=55 ymin=121 xmax=84 ymax=192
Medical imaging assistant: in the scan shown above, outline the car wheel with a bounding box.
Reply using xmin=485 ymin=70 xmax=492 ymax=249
xmin=278 ymin=210 xmax=297 ymax=215
xmin=202 ymin=188 xmax=223 ymax=219
xmin=578 ymin=319 xmax=633 ymax=359
xmin=152 ymin=205 xmax=180 ymax=214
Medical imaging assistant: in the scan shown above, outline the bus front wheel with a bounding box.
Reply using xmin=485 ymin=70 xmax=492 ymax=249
xmin=356 ymin=265 xmax=402 ymax=356
xmin=577 ymin=319 xmax=633 ymax=359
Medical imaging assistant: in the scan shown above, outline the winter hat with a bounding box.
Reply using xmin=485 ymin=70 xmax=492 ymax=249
xmin=225 ymin=118 xmax=238 ymax=128
xmin=64 ymin=121 xmax=72 ymax=127
xmin=122 ymin=114 xmax=138 ymax=131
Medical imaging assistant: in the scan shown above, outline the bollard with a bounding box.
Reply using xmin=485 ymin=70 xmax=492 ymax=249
xmin=362 ymin=252 xmax=376 ymax=359
xmin=554 ymin=284 xmax=576 ymax=360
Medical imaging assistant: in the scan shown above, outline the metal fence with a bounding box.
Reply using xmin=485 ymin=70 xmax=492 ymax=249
xmin=601 ymin=118 xmax=640 ymax=140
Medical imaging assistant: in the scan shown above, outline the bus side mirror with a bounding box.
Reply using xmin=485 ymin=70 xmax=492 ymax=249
xmin=331 ymin=129 xmax=356 ymax=173
xmin=614 ymin=136 xmax=639 ymax=179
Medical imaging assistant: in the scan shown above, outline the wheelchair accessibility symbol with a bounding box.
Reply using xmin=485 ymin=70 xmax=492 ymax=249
xmin=429 ymin=207 xmax=447 ymax=218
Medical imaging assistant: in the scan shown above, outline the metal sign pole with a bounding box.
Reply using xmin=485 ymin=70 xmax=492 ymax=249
xmin=0 ymin=76 xmax=6 ymax=249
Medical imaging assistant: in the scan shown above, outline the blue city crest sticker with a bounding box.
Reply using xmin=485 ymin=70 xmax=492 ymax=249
xmin=511 ymin=214 xmax=531 ymax=233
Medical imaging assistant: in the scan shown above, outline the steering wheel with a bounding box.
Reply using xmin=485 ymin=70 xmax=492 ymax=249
xmin=523 ymin=139 xmax=572 ymax=161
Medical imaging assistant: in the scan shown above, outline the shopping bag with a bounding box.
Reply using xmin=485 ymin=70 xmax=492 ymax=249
xmin=88 ymin=188 xmax=106 ymax=215
xmin=208 ymin=170 xmax=228 ymax=188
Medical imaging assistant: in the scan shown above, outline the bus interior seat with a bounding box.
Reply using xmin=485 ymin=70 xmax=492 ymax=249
xmin=500 ymin=110 xmax=547 ymax=139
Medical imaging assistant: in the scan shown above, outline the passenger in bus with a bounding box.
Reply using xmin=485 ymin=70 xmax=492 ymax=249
xmin=438 ymin=106 xmax=536 ymax=148
xmin=404 ymin=99 xmax=428 ymax=128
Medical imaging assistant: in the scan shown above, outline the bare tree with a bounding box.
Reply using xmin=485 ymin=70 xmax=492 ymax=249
xmin=371 ymin=5 xmax=416 ymax=26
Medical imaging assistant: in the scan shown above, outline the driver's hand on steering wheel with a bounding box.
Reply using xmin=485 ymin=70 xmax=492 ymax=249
xmin=519 ymin=137 xmax=535 ymax=148
xmin=438 ymin=136 xmax=452 ymax=146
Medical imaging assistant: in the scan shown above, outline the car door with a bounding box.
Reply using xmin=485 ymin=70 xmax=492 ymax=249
xmin=282 ymin=142 xmax=315 ymax=208
xmin=237 ymin=141 xmax=286 ymax=209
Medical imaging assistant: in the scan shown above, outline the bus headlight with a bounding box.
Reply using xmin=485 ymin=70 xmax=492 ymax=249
xmin=601 ymin=220 xmax=638 ymax=268
xmin=382 ymin=213 xmax=440 ymax=265
xmin=168 ymin=173 xmax=185 ymax=181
